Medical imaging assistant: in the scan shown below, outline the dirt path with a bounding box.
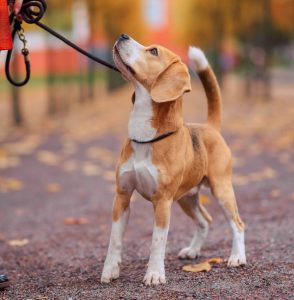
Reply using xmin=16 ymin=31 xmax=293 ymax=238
xmin=0 ymin=83 xmax=293 ymax=299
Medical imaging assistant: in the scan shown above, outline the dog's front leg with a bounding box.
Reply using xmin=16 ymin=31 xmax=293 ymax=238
xmin=101 ymin=191 xmax=131 ymax=283
xmin=144 ymin=199 xmax=172 ymax=286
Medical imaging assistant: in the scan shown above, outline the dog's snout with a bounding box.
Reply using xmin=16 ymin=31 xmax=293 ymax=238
xmin=119 ymin=33 xmax=130 ymax=41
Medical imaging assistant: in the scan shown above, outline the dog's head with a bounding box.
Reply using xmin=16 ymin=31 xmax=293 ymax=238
xmin=113 ymin=34 xmax=191 ymax=103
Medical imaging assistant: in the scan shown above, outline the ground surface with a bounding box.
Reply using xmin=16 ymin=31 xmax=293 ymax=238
xmin=0 ymin=77 xmax=293 ymax=299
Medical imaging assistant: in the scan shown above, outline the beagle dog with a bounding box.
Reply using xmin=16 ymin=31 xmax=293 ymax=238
xmin=101 ymin=34 xmax=246 ymax=286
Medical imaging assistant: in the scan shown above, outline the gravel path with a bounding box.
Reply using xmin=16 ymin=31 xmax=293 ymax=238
xmin=0 ymin=84 xmax=293 ymax=299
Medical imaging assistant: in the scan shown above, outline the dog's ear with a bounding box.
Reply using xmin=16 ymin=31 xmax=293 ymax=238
xmin=151 ymin=61 xmax=191 ymax=103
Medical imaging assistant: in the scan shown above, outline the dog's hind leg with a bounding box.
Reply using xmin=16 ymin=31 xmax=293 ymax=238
xmin=209 ymin=177 xmax=246 ymax=267
xmin=177 ymin=190 xmax=212 ymax=259
xmin=101 ymin=190 xmax=131 ymax=283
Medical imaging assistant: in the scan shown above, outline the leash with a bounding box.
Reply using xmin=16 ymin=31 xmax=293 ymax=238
xmin=3 ymin=0 xmax=119 ymax=87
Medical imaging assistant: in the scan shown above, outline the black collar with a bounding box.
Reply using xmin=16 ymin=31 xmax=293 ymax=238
xmin=131 ymin=130 xmax=177 ymax=144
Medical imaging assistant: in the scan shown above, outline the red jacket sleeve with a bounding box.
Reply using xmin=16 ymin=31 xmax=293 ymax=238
xmin=0 ymin=0 xmax=12 ymax=50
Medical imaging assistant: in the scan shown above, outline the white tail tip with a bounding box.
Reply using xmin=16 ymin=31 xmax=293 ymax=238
xmin=188 ymin=46 xmax=209 ymax=72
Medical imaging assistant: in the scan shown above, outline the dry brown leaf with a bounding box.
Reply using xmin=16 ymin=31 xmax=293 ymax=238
xmin=46 ymin=183 xmax=61 ymax=193
xmin=0 ymin=155 xmax=20 ymax=170
xmin=64 ymin=217 xmax=89 ymax=225
xmin=207 ymin=257 xmax=223 ymax=264
xmin=262 ymin=167 xmax=276 ymax=179
xmin=0 ymin=177 xmax=23 ymax=192
xmin=182 ymin=261 xmax=211 ymax=273
xmin=4 ymin=135 xmax=41 ymax=155
xmin=7 ymin=238 xmax=29 ymax=247
xmin=199 ymin=195 xmax=210 ymax=205
xmin=82 ymin=162 xmax=101 ymax=176
xmin=36 ymin=150 xmax=60 ymax=166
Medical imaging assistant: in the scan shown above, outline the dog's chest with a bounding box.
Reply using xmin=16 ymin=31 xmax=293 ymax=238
xmin=119 ymin=143 xmax=158 ymax=199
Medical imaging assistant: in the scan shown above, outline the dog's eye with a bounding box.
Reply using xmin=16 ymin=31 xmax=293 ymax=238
xmin=149 ymin=48 xmax=158 ymax=56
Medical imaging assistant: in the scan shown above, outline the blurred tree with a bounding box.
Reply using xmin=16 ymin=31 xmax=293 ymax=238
xmin=174 ymin=0 xmax=294 ymax=94
xmin=87 ymin=0 xmax=145 ymax=90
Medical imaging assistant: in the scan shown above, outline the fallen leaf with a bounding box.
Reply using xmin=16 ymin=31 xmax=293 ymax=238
xmin=46 ymin=183 xmax=61 ymax=193
xmin=82 ymin=162 xmax=101 ymax=176
xmin=0 ymin=177 xmax=23 ymax=192
xmin=207 ymin=257 xmax=223 ymax=264
xmin=182 ymin=261 xmax=211 ymax=273
xmin=64 ymin=217 xmax=89 ymax=225
xmin=199 ymin=195 xmax=210 ymax=205
xmin=36 ymin=150 xmax=60 ymax=166
xmin=262 ymin=167 xmax=276 ymax=179
xmin=0 ymin=156 xmax=20 ymax=170
xmin=7 ymin=239 xmax=29 ymax=247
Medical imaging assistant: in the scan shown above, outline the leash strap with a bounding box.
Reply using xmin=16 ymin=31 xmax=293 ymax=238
xmin=3 ymin=0 xmax=119 ymax=87
xmin=131 ymin=131 xmax=177 ymax=144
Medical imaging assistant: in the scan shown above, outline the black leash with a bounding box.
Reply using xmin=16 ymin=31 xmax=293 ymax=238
xmin=4 ymin=0 xmax=119 ymax=87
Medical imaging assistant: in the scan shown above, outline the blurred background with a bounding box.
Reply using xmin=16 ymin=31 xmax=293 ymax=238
xmin=0 ymin=0 xmax=293 ymax=130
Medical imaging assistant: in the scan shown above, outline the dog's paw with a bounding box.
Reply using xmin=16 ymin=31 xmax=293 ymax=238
xmin=227 ymin=253 xmax=246 ymax=267
xmin=143 ymin=268 xmax=166 ymax=286
xmin=101 ymin=261 xmax=120 ymax=283
xmin=178 ymin=246 xmax=200 ymax=259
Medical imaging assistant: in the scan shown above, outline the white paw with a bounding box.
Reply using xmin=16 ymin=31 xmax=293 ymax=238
xmin=101 ymin=260 xmax=120 ymax=283
xmin=143 ymin=268 xmax=166 ymax=286
xmin=178 ymin=246 xmax=200 ymax=259
xmin=227 ymin=253 xmax=246 ymax=267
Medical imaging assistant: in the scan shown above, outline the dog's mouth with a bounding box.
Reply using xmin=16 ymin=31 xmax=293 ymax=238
xmin=113 ymin=46 xmax=136 ymax=76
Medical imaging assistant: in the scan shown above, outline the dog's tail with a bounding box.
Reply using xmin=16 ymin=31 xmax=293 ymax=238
xmin=188 ymin=47 xmax=222 ymax=131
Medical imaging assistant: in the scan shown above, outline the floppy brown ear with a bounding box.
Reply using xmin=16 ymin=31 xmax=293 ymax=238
xmin=151 ymin=61 xmax=191 ymax=103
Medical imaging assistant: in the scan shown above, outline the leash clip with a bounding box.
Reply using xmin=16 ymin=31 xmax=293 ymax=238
xmin=5 ymin=17 xmax=31 ymax=87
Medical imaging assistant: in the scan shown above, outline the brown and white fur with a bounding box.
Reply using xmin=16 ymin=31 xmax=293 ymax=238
xmin=101 ymin=35 xmax=246 ymax=286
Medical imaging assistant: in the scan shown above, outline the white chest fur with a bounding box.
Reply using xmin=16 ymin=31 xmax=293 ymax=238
xmin=128 ymin=83 xmax=157 ymax=142
xmin=119 ymin=83 xmax=158 ymax=199
xmin=119 ymin=143 xmax=158 ymax=199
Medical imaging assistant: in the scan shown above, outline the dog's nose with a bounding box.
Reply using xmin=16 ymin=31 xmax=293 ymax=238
xmin=119 ymin=33 xmax=130 ymax=41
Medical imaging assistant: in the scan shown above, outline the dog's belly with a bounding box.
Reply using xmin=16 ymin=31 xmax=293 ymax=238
xmin=119 ymin=144 xmax=158 ymax=200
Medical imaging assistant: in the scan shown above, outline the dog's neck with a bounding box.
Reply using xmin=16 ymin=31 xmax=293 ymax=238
xmin=128 ymin=83 xmax=157 ymax=141
xmin=128 ymin=82 xmax=184 ymax=142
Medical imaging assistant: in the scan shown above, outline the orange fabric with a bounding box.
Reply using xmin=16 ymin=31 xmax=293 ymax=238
xmin=0 ymin=0 xmax=12 ymax=50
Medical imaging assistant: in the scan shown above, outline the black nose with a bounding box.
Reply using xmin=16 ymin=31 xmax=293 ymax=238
xmin=119 ymin=33 xmax=130 ymax=41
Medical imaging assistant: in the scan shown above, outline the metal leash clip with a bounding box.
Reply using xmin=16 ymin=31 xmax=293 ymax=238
xmin=5 ymin=13 xmax=31 ymax=87
xmin=17 ymin=23 xmax=30 ymax=62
